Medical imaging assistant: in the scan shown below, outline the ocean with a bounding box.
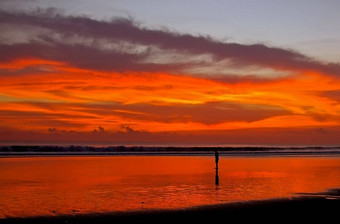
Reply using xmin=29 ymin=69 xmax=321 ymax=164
xmin=1 ymin=153 xmax=340 ymax=218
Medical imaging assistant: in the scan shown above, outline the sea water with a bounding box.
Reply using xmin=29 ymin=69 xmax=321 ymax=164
xmin=0 ymin=155 xmax=340 ymax=218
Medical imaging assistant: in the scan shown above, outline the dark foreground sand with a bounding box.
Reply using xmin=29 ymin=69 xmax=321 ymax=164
xmin=1 ymin=189 xmax=339 ymax=224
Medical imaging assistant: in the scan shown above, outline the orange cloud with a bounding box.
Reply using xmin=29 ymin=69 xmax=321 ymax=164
xmin=1 ymin=58 xmax=340 ymax=140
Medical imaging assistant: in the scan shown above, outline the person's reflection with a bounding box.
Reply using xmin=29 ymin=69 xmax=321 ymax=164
xmin=215 ymin=167 xmax=219 ymax=187
xmin=214 ymin=150 xmax=220 ymax=187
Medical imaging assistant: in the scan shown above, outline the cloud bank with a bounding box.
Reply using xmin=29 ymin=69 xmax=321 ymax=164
xmin=1 ymin=8 xmax=340 ymax=145
xmin=1 ymin=9 xmax=340 ymax=79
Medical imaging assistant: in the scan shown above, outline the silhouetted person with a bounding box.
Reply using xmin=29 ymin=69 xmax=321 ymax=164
xmin=214 ymin=150 xmax=219 ymax=169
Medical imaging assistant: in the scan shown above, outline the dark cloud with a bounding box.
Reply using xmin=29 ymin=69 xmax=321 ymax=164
xmin=10 ymin=101 xmax=290 ymax=125
xmin=0 ymin=109 xmax=95 ymax=129
xmin=120 ymin=125 xmax=148 ymax=134
xmin=0 ymin=42 xmax=185 ymax=73
xmin=109 ymin=101 xmax=289 ymax=124
xmin=322 ymin=90 xmax=340 ymax=103
xmin=0 ymin=66 xmax=55 ymax=76
xmin=0 ymin=109 xmax=95 ymax=119
xmin=1 ymin=9 xmax=340 ymax=77
xmin=47 ymin=127 xmax=57 ymax=133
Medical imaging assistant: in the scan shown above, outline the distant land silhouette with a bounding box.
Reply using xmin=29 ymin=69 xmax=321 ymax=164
xmin=1 ymin=145 xmax=340 ymax=156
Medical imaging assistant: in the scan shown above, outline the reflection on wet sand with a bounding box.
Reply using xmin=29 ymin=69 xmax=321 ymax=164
xmin=214 ymin=150 xmax=220 ymax=187
xmin=1 ymin=156 xmax=340 ymax=218
xmin=215 ymin=168 xmax=219 ymax=187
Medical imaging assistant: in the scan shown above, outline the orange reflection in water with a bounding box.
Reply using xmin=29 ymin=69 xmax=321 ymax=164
xmin=0 ymin=156 xmax=340 ymax=218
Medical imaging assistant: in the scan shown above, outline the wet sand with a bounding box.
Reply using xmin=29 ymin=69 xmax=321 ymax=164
xmin=1 ymin=189 xmax=339 ymax=223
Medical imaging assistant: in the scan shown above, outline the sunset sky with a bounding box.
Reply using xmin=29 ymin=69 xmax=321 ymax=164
xmin=1 ymin=0 xmax=340 ymax=145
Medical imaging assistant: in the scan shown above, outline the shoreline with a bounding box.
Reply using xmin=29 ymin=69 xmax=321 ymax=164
xmin=1 ymin=189 xmax=339 ymax=223
xmin=1 ymin=150 xmax=340 ymax=157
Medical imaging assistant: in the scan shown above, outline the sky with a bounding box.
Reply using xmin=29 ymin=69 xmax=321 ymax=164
xmin=1 ymin=0 xmax=340 ymax=146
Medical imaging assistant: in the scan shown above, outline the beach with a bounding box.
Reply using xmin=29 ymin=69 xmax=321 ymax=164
xmin=1 ymin=189 xmax=339 ymax=223
xmin=1 ymin=154 xmax=340 ymax=223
